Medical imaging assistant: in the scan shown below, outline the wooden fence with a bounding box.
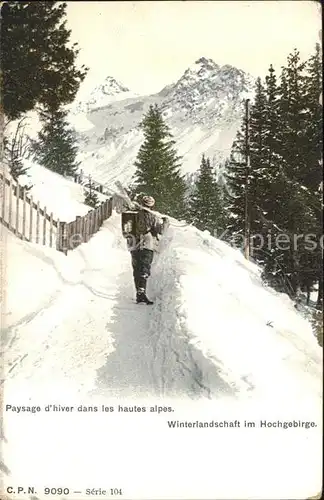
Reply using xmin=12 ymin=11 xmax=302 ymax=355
xmin=0 ymin=171 xmax=123 ymax=255
xmin=0 ymin=171 xmax=59 ymax=249
xmin=57 ymin=197 xmax=113 ymax=255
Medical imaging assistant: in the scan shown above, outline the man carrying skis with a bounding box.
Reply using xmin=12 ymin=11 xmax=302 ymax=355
xmin=122 ymin=195 xmax=166 ymax=304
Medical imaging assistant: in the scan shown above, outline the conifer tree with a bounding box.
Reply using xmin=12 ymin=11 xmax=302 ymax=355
xmin=133 ymin=104 xmax=187 ymax=218
xmin=224 ymin=129 xmax=248 ymax=247
xmin=278 ymin=49 xmax=308 ymax=186
xmin=31 ymin=108 xmax=80 ymax=176
xmin=225 ymin=78 xmax=269 ymax=249
xmin=254 ymin=65 xmax=289 ymax=277
xmin=189 ymin=154 xmax=226 ymax=236
xmin=303 ymin=43 xmax=322 ymax=193
xmin=84 ymin=180 xmax=100 ymax=209
xmin=1 ymin=1 xmax=87 ymax=120
xmin=226 ymin=46 xmax=323 ymax=304
xmin=302 ymin=43 xmax=323 ymax=307
xmin=248 ymin=77 xmax=269 ymax=236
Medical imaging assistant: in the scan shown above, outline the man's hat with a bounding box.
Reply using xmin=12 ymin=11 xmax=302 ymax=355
xmin=142 ymin=195 xmax=155 ymax=207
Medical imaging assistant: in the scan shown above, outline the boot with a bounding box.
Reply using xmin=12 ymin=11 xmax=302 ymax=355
xmin=136 ymin=276 xmax=153 ymax=305
xmin=136 ymin=290 xmax=154 ymax=305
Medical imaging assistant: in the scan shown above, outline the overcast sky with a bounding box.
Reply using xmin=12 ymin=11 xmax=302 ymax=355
xmin=66 ymin=1 xmax=321 ymax=96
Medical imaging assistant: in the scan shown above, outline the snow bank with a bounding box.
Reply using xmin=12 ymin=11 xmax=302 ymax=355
xmin=152 ymin=223 xmax=322 ymax=402
xmin=1 ymin=214 xmax=322 ymax=500
xmin=22 ymin=159 xmax=95 ymax=221
xmin=1 ymin=227 xmax=62 ymax=331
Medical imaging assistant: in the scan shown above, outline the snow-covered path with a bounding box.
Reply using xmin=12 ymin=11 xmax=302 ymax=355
xmin=2 ymin=212 xmax=322 ymax=402
xmin=3 ymin=214 xmax=232 ymax=401
xmin=2 ymin=216 xmax=150 ymax=396
xmin=1 ymin=213 xmax=322 ymax=500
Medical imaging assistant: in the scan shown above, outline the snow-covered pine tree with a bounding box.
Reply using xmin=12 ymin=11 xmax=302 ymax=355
xmin=188 ymin=154 xmax=226 ymax=236
xmin=31 ymin=108 xmax=80 ymax=177
xmin=277 ymin=49 xmax=320 ymax=298
xmin=248 ymin=78 xmax=269 ymax=236
xmin=256 ymin=65 xmax=292 ymax=288
xmin=226 ymin=47 xmax=323 ymax=305
xmin=133 ymin=104 xmax=187 ymax=219
xmin=301 ymin=43 xmax=323 ymax=308
xmin=84 ymin=179 xmax=100 ymax=209
xmin=257 ymin=49 xmax=322 ymax=302
xmin=225 ymin=79 xmax=268 ymax=250
xmin=224 ymin=140 xmax=248 ymax=248
xmin=1 ymin=1 xmax=87 ymax=121
xmin=278 ymin=49 xmax=308 ymax=187
xmin=303 ymin=43 xmax=322 ymax=192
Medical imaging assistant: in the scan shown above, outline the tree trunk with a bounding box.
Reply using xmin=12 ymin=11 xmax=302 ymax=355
xmin=306 ymin=285 xmax=311 ymax=305
xmin=316 ymin=277 xmax=323 ymax=310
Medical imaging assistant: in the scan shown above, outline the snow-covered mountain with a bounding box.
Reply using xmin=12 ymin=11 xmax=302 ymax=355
xmin=70 ymin=57 xmax=255 ymax=186
xmin=70 ymin=75 xmax=138 ymax=115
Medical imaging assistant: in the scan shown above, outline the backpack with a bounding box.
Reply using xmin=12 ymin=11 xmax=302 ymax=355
xmin=122 ymin=208 xmax=157 ymax=236
xmin=121 ymin=210 xmax=139 ymax=238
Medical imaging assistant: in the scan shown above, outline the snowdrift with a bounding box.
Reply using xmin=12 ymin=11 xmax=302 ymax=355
xmin=20 ymin=159 xmax=99 ymax=222
xmin=151 ymin=223 xmax=322 ymax=401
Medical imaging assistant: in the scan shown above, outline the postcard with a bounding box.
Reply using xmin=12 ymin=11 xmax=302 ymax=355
xmin=1 ymin=1 xmax=322 ymax=499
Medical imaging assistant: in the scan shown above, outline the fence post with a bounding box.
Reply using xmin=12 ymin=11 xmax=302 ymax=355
xmin=67 ymin=221 xmax=73 ymax=252
xmin=1 ymin=176 xmax=5 ymax=220
xmin=15 ymin=183 xmax=20 ymax=235
xmin=87 ymin=212 xmax=91 ymax=241
xmin=29 ymin=194 xmax=33 ymax=242
xmin=92 ymin=209 xmax=97 ymax=234
xmin=79 ymin=216 xmax=84 ymax=244
xmin=96 ymin=206 xmax=100 ymax=232
xmin=22 ymin=188 xmax=26 ymax=240
xmin=43 ymin=206 xmax=47 ymax=245
xmin=91 ymin=210 xmax=95 ymax=236
xmin=57 ymin=221 xmax=68 ymax=254
xmin=8 ymin=177 xmax=12 ymax=229
xmin=36 ymin=200 xmax=40 ymax=244
xmin=73 ymin=215 xmax=83 ymax=248
xmin=76 ymin=215 xmax=81 ymax=238
xmin=87 ymin=211 xmax=92 ymax=239
xmin=49 ymin=212 xmax=54 ymax=247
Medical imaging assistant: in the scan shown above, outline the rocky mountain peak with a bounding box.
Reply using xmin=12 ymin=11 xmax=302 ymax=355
xmin=158 ymin=57 xmax=254 ymax=122
xmin=175 ymin=57 xmax=220 ymax=88
xmin=70 ymin=76 xmax=133 ymax=114
xmin=89 ymin=76 xmax=130 ymax=99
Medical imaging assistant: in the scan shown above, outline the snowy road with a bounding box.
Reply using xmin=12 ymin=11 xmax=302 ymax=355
xmin=2 ymin=213 xmax=322 ymax=402
xmin=2 ymin=214 xmax=234 ymax=400
xmin=1 ymin=213 xmax=322 ymax=500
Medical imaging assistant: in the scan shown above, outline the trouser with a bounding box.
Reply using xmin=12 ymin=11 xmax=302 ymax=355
xmin=130 ymin=249 xmax=154 ymax=293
